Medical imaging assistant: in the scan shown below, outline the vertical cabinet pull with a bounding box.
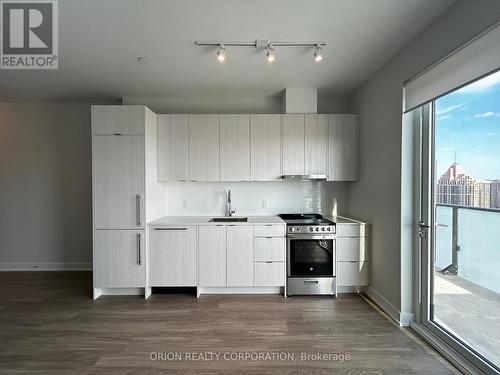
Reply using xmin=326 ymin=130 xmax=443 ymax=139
xmin=136 ymin=233 xmax=142 ymax=266
xmin=136 ymin=194 xmax=142 ymax=226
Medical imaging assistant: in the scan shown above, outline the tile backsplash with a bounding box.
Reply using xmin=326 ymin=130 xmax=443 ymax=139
xmin=166 ymin=181 xmax=349 ymax=216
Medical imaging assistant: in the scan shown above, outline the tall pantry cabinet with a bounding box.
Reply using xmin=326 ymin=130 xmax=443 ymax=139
xmin=92 ymin=105 xmax=167 ymax=299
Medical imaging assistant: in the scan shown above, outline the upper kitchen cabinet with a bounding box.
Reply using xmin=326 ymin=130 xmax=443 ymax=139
xmin=305 ymin=114 xmax=327 ymax=175
xmin=282 ymin=114 xmax=305 ymax=175
xmin=158 ymin=114 xmax=189 ymax=182
xmin=188 ymin=115 xmax=220 ymax=182
xmin=93 ymin=131 xmax=145 ymax=229
xmin=250 ymin=114 xmax=282 ymax=181
xmin=219 ymin=115 xmax=251 ymax=181
xmin=92 ymin=105 xmax=145 ymax=135
xmin=327 ymin=114 xmax=358 ymax=181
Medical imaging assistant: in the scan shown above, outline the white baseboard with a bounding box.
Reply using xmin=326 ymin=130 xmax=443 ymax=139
xmin=365 ymin=286 xmax=403 ymax=325
xmin=198 ymin=286 xmax=283 ymax=295
xmin=94 ymin=287 xmax=144 ymax=299
xmin=0 ymin=262 xmax=92 ymax=271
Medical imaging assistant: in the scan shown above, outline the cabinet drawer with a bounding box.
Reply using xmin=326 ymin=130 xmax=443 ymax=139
xmin=254 ymin=238 xmax=285 ymax=261
xmin=337 ymin=237 xmax=366 ymax=262
xmin=254 ymin=262 xmax=285 ymax=286
xmin=337 ymin=261 xmax=368 ymax=287
xmin=336 ymin=224 xmax=365 ymax=237
xmin=254 ymin=225 xmax=285 ymax=237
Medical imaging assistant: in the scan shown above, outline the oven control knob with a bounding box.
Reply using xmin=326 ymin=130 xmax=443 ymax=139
xmin=327 ymin=227 xmax=331 ymax=231
xmin=290 ymin=227 xmax=295 ymax=232
xmin=309 ymin=227 xmax=313 ymax=232
xmin=315 ymin=227 xmax=319 ymax=231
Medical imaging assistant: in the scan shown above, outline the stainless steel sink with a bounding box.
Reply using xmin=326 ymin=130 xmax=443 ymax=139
xmin=209 ymin=217 xmax=248 ymax=222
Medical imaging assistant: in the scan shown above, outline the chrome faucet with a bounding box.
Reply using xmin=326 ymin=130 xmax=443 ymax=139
xmin=227 ymin=189 xmax=236 ymax=217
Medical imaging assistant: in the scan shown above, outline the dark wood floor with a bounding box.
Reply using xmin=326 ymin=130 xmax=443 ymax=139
xmin=0 ymin=272 xmax=457 ymax=374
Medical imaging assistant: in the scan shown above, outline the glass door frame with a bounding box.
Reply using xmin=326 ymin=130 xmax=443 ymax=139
xmin=418 ymin=101 xmax=500 ymax=375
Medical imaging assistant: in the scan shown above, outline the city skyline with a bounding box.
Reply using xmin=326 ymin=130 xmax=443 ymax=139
xmin=436 ymin=70 xmax=500 ymax=180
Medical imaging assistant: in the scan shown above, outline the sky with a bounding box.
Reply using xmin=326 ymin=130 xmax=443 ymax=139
xmin=435 ymin=70 xmax=500 ymax=180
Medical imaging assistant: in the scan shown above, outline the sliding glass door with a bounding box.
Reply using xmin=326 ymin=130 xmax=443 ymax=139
xmin=420 ymin=70 xmax=500 ymax=374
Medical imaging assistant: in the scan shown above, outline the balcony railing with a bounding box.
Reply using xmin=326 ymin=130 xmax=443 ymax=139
xmin=435 ymin=203 xmax=500 ymax=294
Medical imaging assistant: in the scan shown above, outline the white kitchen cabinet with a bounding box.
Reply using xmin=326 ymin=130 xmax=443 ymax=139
xmin=336 ymin=222 xmax=369 ymax=288
xmin=305 ymin=114 xmax=327 ymax=175
xmin=254 ymin=225 xmax=286 ymax=237
xmin=219 ymin=115 xmax=251 ymax=181
xmin=94 ymin=230 xmax=145 ymax=288
xmin=148 ymin=226 xmax=197 ymax=286
xmin=337 ymin=261 xmax=369 ymax=287
xmin=189 ymin=115 xmax=220 ymax=182
xmin=250 ymin=114 xmax=282 ymax=181
xmin=226 ymin=225 xmax=254 ymax=286
xmin=158 ymin=114 xmax=189 ymax=182
xmin=92 ymin=106 xmax=144 ymax=135
xmin=282 ymin=114 xmax=305 ymax=175
xmin=337 ymin=237 xmax=367 ymax=262
xmin=198 ymin=225 xmax=227 ymax=287
xmin=254 ymin=238 xmax=285 ymax=261
xmin=327 ymin=114 xmax=358 ymax=181
xmin=93 ymin=135 xmax=145 ymax=229
xmin=254 ymin=262 xmax=285 ymax=286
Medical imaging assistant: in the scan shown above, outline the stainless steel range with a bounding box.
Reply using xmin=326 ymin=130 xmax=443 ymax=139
xmin=279 ymin=214 xmax=337 ymax=297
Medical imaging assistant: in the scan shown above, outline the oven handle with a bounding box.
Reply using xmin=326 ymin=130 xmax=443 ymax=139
xmin=287 ymin=234 xmax=336 ymax=240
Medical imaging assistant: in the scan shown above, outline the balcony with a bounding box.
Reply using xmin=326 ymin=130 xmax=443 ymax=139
xmin=434 ymin=204 xmax=500 ymax=368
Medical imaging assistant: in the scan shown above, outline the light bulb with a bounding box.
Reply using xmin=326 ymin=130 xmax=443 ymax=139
xmin=314 ymin=46 xmax=323 ymax=63
xmin=266 ymin=46 xmax=275 ymax=63
xmin=217 ymin=45 xmax=226 ymax=63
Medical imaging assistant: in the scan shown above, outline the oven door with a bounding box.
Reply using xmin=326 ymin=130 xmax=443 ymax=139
xmin=287 ymin=235 xmax=335 ymax=277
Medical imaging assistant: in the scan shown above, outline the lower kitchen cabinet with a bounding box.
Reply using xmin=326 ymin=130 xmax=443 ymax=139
xmin=198 ymin=225 xmax=227 ymax=286
xmin=254 ymin=262 xmax=285 ymax=286
xmin=94 ymin=230 xmax=145 ymax=288
xmin=148 ymin=226 xmax=197 ymax=286
xmin=226 ymin=226 xmax=254 ymax=286
xmin=336 ymin=223 xmax=369 ymax=288
xmin=337 ymin=261 xmax=369 ymax=287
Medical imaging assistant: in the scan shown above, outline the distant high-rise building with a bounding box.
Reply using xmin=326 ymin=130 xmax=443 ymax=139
xmin=491 ymin=180 xmax=500 ymax=209
xmin=437 ymin=163 xmax=492 ymax=208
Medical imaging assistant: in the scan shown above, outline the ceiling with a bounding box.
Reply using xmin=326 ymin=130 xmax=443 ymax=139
xmin=0 ymin=0 xmax=455 ymax=102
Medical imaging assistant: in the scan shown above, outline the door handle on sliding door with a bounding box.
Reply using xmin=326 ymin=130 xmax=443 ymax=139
xmin=418 ymin=221 xmax=430 ymax=238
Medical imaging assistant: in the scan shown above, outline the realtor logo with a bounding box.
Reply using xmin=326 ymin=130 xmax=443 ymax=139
xmin=1 ymin=0 xmax=58 ymax=69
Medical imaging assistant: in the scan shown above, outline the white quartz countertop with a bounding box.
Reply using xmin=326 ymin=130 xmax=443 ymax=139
xmin=148 ymin=215 xmax=286 ymax=226
xmin=325 ymin=215 xmax=369 ymax=225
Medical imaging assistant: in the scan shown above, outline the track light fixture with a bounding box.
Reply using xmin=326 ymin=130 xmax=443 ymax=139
xmin=195 ymin=39 xmax=327 ymax=64
xmin=216 ymin=44 xmax=226 ymax=63
xmin=266 ymin=45 xmax=275 ymax=63
xmin=314 ymin=45 xmax=323 ymax=63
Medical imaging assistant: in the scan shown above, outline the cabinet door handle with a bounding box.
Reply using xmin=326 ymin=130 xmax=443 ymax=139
xmin=136 ymin=194 xmax=142 ymax=226
xmin=136 ymin=233 xmax=142 ymax=266
xmin=154 ymin=227 xmax=187 ymax=231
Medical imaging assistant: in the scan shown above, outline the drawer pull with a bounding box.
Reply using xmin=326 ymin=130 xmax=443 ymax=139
xmin=154 ymin=228 xmax=187 ymax=231
xmin=304 ymin=280 xmax=319 ymax=284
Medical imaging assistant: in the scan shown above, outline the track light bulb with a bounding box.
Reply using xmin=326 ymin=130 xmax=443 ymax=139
xmin=217 ymin=45 xmax=226 ymax=63
xmin=266 ymin=46 xmax=275 ymax=63
xmin=314 ymin=46 xmax=323 ymax=62
xmin=314 ymin=45 xmax=323 ymax=62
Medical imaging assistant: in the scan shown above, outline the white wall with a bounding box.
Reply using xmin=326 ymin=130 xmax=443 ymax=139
xmin=166 ymin=181 xmax=349 ymax=217
xmin=0 ymin=103 xmax=92 ymax=270
xmin=348 ymin=0 xmax=500 ymax=321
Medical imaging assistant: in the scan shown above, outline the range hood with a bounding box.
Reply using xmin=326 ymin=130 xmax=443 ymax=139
xmin=281 ymin=174 xmax=327 ymax=180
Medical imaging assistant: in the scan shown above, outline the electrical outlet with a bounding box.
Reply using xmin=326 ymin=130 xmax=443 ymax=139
xmin=261 ymin=200 xmax=267 ymax=208
xmin=182 ymin=200 xmax=189 ymax=209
